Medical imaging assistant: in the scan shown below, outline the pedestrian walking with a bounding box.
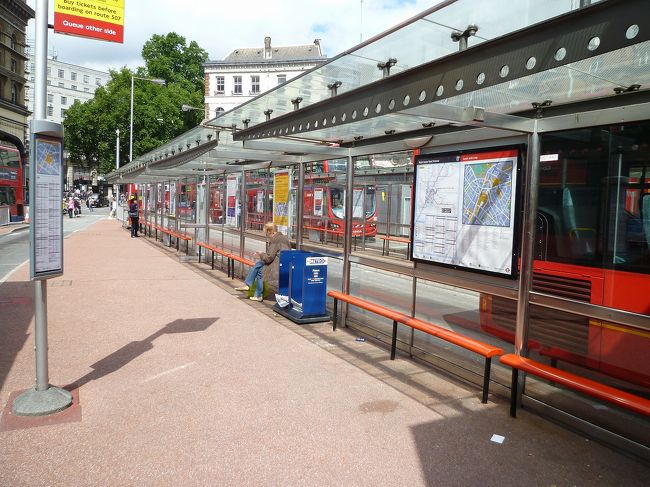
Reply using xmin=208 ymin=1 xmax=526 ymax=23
xmin=128 ymin=194 xmax=139 ymax=237
xmin=109 ymin=196 xmax=117 ymax=219
xmin=67 ymin=197 xmax=75 ymax=219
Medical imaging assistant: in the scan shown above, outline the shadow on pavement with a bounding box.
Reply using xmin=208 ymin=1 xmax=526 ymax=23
xmin=0 ymin=281 xmax=34 ymax=391
xmin=410 ymin=410 xmax=648 ymax=486
xmin=64 ymin=317 xmax=217 ymax=390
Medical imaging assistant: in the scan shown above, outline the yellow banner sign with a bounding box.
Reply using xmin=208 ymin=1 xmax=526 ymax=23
xmin=54 ymin=0 xmax=125 ymax=43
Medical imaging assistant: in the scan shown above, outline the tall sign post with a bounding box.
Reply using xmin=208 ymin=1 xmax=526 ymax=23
xmin=12 ymin=0 xmax=72 ymax=415
xmin=13 ymin=0 xmax=126 ymax=416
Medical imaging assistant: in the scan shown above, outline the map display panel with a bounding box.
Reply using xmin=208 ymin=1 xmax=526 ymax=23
xmin=412 ymin=149 xmax=519 ymax=276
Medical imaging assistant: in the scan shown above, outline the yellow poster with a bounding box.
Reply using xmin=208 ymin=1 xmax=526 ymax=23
xmin=273 ymin=170 xmax=290 ymax=233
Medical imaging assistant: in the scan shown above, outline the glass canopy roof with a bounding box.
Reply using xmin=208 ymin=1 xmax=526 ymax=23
xmin=111 ymin=0 xmax=649 ymax=182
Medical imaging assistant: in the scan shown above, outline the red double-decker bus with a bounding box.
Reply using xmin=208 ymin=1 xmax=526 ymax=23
xmin=0 ymin=145 xmax=24 ymax=219
xmin=480 ymin=121 xmax=650 ymax=391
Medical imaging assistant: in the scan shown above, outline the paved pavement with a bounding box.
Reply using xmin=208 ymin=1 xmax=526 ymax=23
xmin=0 ymin=218 xmax=648 ymax=486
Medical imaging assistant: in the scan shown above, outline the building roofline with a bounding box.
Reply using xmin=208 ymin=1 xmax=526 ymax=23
xmin=204 ymin=58 xmax=327 ymax=67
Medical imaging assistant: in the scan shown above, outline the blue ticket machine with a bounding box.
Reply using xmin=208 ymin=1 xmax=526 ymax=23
xmin=274 ymin=250 xmax=330 ymax=324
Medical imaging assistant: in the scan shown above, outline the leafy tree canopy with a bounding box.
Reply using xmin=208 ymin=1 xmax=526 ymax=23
xmin=63 ymin=33 xmax=207 ymax=175
xmin=142 ymin=33 xmax=208 ymax=93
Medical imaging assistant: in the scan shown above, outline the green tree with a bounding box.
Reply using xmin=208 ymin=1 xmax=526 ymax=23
xmin=141 ymin=33 xmax=208 ymax=93
xmin=63 ymin=33 xmax=207 ymax=175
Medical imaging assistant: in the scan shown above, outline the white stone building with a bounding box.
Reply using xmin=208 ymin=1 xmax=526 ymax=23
xmin=204 ymin=37 xmax=326 ymax=118
xmin=24 ymin=53 xmax=110 ymax=189
xmin=25 ymin=53 xmax=111 ymax=125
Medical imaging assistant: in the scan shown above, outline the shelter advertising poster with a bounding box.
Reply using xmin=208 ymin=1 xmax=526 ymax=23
xmin=226 ymin=175 xmax=239 ymax=226
xmin=314 ymin=188 xmax=323 ymax=217
xmin=412 ymin=148 xmax=519 ymax=276
xmin=256 ymin=190 xmax=264 ymax=213
xmin=54 ymin=0 xmax=125 ymax=43
xmin=273 ymin=170 xmax=290 ymax=234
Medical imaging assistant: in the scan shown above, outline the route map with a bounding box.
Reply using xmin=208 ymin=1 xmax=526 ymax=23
xmin=462 ymin=161 xmax=512 ymax=227
xmin=412 ymin=149 xmax=518 ymax=276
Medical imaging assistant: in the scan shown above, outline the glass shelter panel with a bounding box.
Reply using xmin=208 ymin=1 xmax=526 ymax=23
xmin=353 ymin=151 xmax=413 ymax=259
xmin=301 ymin=159 xmax=348 ymax=249
xmin=178 ymin=178 xmax=197 ymax=225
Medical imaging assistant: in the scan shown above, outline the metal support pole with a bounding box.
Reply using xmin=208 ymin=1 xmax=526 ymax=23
xmin=129 ymin=76 xmax=134 ymax=163
xmin=481 ymin=357 xmax=492 ymax=404
xmin=33 ymin=0 xmax=48 ymax=393
xmin=341 ymin=154 xmax=354 ymax=326
xmin=12 ymin=0 xmax=73 ymax=416
xmin=296 ymin=162 xmax=305 ymax=249
xmin=514 ymin=125 xmax=540 ymax=357
xmin=513 ymin=125 xmax=540 ymax=408
xmin=390 ymin=321 xmax=398 ymax=360
xmin=115 ymin=129 xmax=120 ymax=169
xmin=203 ymin=176 xmax=210 ymax=248
xmin=239 ymin=170 xmax=246 ymax=275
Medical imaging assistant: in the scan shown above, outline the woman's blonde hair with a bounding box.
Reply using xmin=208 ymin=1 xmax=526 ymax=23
xmin=263 ymin=222 xmax=277 ymax=235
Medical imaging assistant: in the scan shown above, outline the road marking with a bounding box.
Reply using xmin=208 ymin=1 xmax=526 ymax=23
xmin=142 ymin=362 xmax=196 ymax=383
xmin=0 ymin=258 xmax=28 ymax=285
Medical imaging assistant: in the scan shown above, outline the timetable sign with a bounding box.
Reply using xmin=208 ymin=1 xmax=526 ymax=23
xmin=30 ymin=135 xmax=64 ymax=279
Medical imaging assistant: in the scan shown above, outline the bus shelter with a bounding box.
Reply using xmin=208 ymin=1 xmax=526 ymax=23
xmin=108 ymin=0 xmax=650 ymax=457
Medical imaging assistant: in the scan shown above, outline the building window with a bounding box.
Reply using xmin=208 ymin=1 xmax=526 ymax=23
xmin=11 ymin=84 xmax=17 ymax=103
xmin=61 ymin=96 xmax=67 ymax=105
xmin=47 ymin=66 xmax=51 ymax=76
xmin=83 ymin=75 xmax=89 ymax=83
xmin=215 ymin=76 xmax=224 ymax=94
xmin=10 ymin=59 xmax=16 ymax=72
xmin=251 ymin=75 xmax=260 ymax=94
xmin=10 ymin=34 xmax=16 ymax=50
xmin=95 ymin=77 xmax=101 ymax=86
xmin=61 ymin=108 xmax=66 ymax=118
xmin=46 ymin=80 xmax=51 ymax=86
xmin=58 ymin=82 xmax=64 ymax=87
xmin=71 ymin=85 xmax=77 ymax=91
xmin=47 ymin=106 xmax=53 ymax=116
xmin=30 ymin=63 xmax=34 ymax=72
xmin=58 ymin=69 xmax=64 ymax=78
xmin=84 ymin=87 xmax=89 ymax=92
xmin=277 ymin=74 xmax=287 ymax=85
xmin=71 ymin=72 xmax=77 ymax=81
xmin=47 ymin=93 xmax=53 ymax=103
xmin=215 ymin=107 xmax=225 ymax=116
xmin=233 ymin=76 xmax=242 ymax=94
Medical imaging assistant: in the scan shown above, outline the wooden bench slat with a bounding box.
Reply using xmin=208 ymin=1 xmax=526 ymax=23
xmin=500 ymin=354 xmax=650 ymax=417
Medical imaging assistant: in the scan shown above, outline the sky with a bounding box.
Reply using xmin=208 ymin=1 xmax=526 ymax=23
xmin=27 ymin=0 xmax=442 ymax=73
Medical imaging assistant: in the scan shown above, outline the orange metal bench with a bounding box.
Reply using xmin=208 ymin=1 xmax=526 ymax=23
xmin=328 ymin=290 xmax=503 ymax=403
xmin=378 ymin=235 xmax=411 ymax=256
xmin=500 ymin=353 xmax=650 ymax=418
xmin=156 ymin=226 xmax=192 ymax=254
xmin=197 ymin=241 xmax=255 ymax=279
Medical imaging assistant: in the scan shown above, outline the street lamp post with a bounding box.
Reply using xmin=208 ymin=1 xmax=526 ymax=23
xmin=129 ymin=75 xmax=165 ymax=163
xmin=181 ymin=104 xmax=205 ymax=116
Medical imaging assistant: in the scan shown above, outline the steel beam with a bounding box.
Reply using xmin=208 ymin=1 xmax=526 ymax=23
xmin=243 ymin=139 xmax=350 ymax=157
xmin=234 ymin=0 xmax=647 ymax=141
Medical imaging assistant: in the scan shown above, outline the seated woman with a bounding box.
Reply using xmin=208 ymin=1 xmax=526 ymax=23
xmin=235 ymin=222 xmax=291 ymax=301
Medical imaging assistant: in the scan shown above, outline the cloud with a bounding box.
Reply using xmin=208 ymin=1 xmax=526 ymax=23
xmin=27 ymin=0 xmax=442 ymax=73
